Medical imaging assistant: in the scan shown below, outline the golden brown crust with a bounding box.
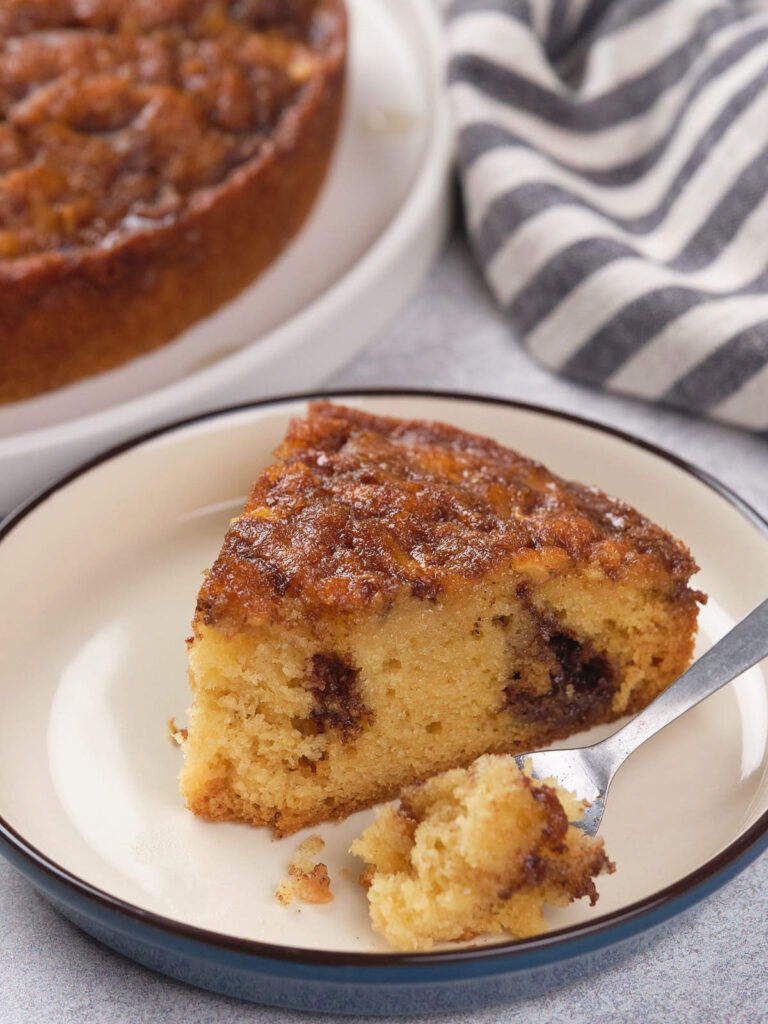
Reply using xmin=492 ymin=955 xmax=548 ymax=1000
xmin=196 ymin=401 xmax=702 ymax=631
xmin=0 ymin=0 xmax=346 ymax=401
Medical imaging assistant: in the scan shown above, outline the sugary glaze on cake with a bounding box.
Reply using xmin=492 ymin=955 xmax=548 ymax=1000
xmin=0 ymin=1 xmax=345 ymax=400
xmin=350 ymin=754 xmax=614 ymax=950
xmin=0 ymin=0 xmax=334 ymax=256
xmin=181 ymin=402 xmax=704 ymax=835
xmin=197 ymin=401 xmax=700 ymax=626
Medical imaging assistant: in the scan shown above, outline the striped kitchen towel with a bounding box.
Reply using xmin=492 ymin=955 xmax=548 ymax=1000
xmin=446 ymin=0 xmax=768 ymax=431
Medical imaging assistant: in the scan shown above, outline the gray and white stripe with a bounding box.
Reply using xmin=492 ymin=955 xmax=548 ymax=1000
xmin=447 ymin=0 xmax=768 ymax=430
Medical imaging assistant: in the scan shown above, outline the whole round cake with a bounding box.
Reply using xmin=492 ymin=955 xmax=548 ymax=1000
xmin=0 ymin=0 xmax=347 ymax=402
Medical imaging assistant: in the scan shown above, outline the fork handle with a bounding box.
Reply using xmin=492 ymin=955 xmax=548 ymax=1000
xmin=596 ymin=597 xmax=768 ymax=769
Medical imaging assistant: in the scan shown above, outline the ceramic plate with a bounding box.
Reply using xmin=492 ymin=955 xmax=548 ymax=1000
xmin=1 ymin=392 xmax=767 ymax=1015
xmin=0 ymin=0 xmax=452 ymax=514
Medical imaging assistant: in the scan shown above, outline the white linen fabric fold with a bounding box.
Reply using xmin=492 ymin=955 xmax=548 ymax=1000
xmin=446 ymin=0 xmax=768 ymax=430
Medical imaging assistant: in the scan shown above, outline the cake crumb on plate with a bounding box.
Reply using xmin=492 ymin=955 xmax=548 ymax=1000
xmin=350 ymin=754 xmax=614 ymax=950
xmin=276 ymin=835 xmax=334 ymax=906
xmin=167 ymin=718 xmax=187 ymax=746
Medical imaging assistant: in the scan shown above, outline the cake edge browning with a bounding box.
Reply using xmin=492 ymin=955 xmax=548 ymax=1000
xmin=182 ymin=681 xmax=676 ymax=837
xmin=0 ymin=5 xmax=346 ymax=403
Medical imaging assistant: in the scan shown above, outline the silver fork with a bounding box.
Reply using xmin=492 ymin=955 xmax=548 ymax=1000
xmin=515 ymin=598 xmax=768 ymax=836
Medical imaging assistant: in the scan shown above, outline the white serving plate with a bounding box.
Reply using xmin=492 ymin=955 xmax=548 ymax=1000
xmin=1 ymin=392 xmax=766 ymax=1014
xmin=0 ymin=0 xmax=452 ymax=515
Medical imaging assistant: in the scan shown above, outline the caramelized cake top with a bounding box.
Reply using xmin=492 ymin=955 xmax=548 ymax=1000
xmin=196 ymin=402 xmax=700 ymax=627
xmin=0 ymin=0 xmax=344 ymax=260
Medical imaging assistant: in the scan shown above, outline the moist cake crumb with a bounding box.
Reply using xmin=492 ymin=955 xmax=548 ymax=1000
xmin=167 ymin=717 xmax=187 ymax=746
xmin=275 ymin=835 xmax=334 ymax=906
xmin=350 ymin=754 xmax=614 ymax=950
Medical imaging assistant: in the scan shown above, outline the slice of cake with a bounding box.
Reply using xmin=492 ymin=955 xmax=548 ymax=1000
xmin=179 ymin=401 xmax=703 ymax=835
xmin=350 ymin=754 xmax=614 ymax=950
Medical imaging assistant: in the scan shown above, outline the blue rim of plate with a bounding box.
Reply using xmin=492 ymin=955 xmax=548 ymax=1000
xmin=1 ymin=387 xmax=767 ymax=981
